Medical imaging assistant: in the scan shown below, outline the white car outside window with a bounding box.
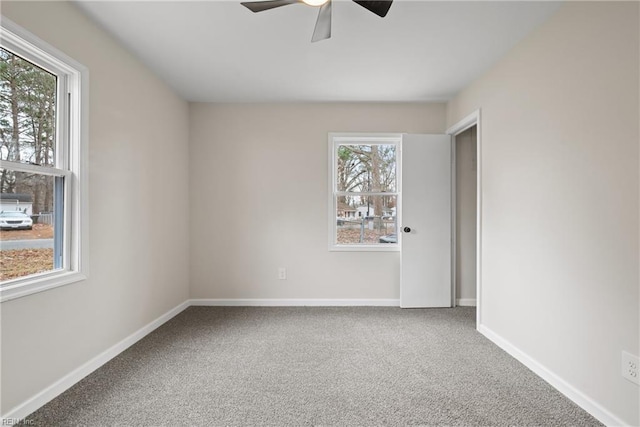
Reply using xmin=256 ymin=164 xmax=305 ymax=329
xmin=0 ymin=211 xmax=33 ymax=230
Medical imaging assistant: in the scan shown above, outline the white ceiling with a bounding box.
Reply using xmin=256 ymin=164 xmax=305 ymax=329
xmin=75 ymin=1 xmax=561 ymax=102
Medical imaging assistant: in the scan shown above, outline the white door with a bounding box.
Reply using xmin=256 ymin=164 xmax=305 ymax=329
xmin=400 ymin=134 xmax=452 ymax=308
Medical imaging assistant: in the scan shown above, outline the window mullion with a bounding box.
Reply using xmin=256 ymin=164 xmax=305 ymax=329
xmin=335 ymin=192 xmax=399 ymax=197
xmin=0 ymin=160 xmax=68 ymax=177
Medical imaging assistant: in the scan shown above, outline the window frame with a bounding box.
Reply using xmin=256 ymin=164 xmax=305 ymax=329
xmin=0 ymin=18 xmax=89 ymax=302
xmin=328 ymin=133 xmax=402 ymax=252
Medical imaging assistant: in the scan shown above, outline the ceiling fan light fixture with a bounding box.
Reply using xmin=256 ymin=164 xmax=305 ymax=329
xmin=302 ymin=0 xmax=329 ymax=6
xmin=240 ymin=0 xmax=392 ymax=42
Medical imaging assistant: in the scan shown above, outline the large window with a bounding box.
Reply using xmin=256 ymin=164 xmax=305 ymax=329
xmin=329 ymin=133 xmax=401 ymax=251
xmin=0 ymin=19 xmax=88 ymax=301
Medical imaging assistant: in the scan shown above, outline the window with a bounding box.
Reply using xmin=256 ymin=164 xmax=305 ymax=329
xmin=0 ymin=19 xmax=88 ymax=302
xmin=328 ymin=133 xmax=401 ymax=251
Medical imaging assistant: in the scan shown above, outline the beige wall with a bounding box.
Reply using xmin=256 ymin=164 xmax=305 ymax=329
xmin=189 ymin=103 xmax=446 ymax=299
xmin=455 ymin=126 xmax=477 ymax=303
xmin=447 ymin=2 xmax=639 ymax=424
xmin=0 ymin=1 xmax=190 ymax=414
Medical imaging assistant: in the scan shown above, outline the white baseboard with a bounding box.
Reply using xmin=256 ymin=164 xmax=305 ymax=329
xmin=456 ymin=298 xmax=477 ymax=306
xmin=478 ymin=324 xmax=627 ymax=427
xmin=189 ymin=298 xmax=400 ymax=307
xmin=2 ymin=300 xmax=190 ymax=423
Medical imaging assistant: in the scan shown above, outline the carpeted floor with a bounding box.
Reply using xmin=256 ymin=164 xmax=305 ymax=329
xmin=27 ymin=307 xmax=602 ymax=426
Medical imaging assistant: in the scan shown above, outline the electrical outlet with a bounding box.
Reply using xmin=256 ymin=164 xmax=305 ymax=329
xmin=622 ymin=351 xmax=639 ymax=385
xmin=278 ymin=267 xmax=286 ymax=280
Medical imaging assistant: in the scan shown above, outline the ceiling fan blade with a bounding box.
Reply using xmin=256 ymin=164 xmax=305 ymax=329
xmin=241 ymin=0 xmax=299 ymax=13
xmin=352 ymin=0 xmax=393 ymax=17
xmin=311 ymin=1 xmax=332 ymax=42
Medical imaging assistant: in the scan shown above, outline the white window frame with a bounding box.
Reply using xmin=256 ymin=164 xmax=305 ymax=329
xmin=0 ymin=18 xmax=89 ymax=302
xmin=328 ymin=133 xmax=401 ymax=252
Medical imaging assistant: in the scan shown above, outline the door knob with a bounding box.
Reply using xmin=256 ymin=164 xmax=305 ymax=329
xmin=403 ymin=226 xmax=411 ymax=233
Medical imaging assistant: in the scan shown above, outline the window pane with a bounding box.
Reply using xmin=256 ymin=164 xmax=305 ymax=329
xmin=0 ymin=169 xmax=61 ymax=282
xmin=336 ymin=195 xmax=397 ymax=245
xmin=0 ymin=47 xmax=57 ymax=167
xmin=336 ymin=144 xmax=396 ymax=192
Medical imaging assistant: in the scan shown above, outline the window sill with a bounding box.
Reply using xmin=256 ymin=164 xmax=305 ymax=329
xmin=0 ymin=270 xmax=87 ymax=302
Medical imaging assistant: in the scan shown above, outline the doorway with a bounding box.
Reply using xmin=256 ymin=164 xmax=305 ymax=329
xmin=454 ymin=125 xmax=477 ymax=307
xmin=447 ymin=110 xmax=482 ymax=327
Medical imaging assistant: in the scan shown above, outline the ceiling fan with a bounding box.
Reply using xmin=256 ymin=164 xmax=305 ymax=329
xmin=240 ymin=0 xmax=393 ymax=42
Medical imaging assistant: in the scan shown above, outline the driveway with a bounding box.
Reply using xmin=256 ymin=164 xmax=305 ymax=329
xmin=0 ymin=239 xmax=54 ymax=250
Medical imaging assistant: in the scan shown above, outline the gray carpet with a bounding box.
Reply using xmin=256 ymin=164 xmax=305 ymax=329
xmin=27 ymin=307 xmax=601 ymax=426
